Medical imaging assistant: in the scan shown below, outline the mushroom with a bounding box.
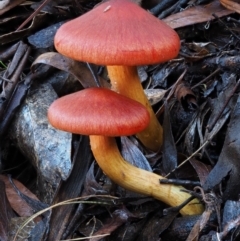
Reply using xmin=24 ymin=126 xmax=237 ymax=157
xmin=54 ymin=0 xmax=180 ymax=151
xmin=48 ymin=88 xmax=203 ymax=215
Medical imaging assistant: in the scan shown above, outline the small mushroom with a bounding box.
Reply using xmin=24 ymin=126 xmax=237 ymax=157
xmin=48 ymin=88 xmax=150 ymax=136
xmin=54 ymin=0 xmax=180 ymax=151
xmin=48 ymin=88 xmax=203 ymax=215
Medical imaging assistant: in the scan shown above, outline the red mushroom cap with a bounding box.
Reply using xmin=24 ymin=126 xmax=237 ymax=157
xmin=48 ymin=88 xmax=150 ymax=136
xmin=54 ymin=0 xmax=180 ymax=66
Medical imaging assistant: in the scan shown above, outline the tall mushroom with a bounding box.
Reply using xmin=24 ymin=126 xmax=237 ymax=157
xmin=48 ymin=88 xmax=203 ymax=215
xmin=54 ymin=0 xmax=180 ymax=151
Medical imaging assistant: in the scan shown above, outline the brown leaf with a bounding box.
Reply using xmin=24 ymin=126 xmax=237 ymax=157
xmin=32 ymin=52 xmax=109 ymax=89
xmin=0 ymin=175 xmax=39 ymax=217
xmin=163 ymin=0 xmax=234 ymax=29
xmin=190 ymin=159 xmax=211 ymax=186
xmin=220 ymin=0 xmax=240 ymax=14
xmin=175 ymin=82 xmax=194 ymax=101
xmin=174 ymin=81 xmax=197 ymax=109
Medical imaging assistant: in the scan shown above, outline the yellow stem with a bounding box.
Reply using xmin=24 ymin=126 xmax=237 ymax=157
xmin=90 ymin=135 xmax=204 ymax=216
xmin=107 ymin=65 xmax=163 ymax=151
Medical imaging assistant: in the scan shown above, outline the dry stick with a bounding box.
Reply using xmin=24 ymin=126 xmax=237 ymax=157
xmin=15 ymin=0 xmax=51 ymax=31
xmin=191 ymin=68 xmax=220 ymax=90
xmin=163 ymin=196 xmax=195 ymax=215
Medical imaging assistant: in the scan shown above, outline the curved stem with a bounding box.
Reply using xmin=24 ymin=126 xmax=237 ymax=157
xmin=90 ymin=135 xmax=204 ymax=216
xmin=107 ymin=65 xmax=163 ymax=151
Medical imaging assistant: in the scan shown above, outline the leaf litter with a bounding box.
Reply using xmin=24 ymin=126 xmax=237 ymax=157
xmin=0 ymin=0 xmax=240 ymax=240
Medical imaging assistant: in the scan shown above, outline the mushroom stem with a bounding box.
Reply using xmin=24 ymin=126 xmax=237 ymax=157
xmin=107 ymin=65 xmax=163 ymax=152
xmin=90 ymin=135 xmax=204 ymax=216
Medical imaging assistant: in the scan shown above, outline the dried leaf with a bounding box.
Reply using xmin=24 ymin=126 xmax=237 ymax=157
xmin=163 ymin=0 xmax=233 ymax=29
xmin=144 ymin=88 xmax=167 ymax=105
xmin=187 ymin=42 xmax=218 ymax=56
xmin=0 ymin=42 xmax=19 ymax=61
xmin=203 ymin=94 xmax=240 ymax=200
xmin=181 ymin=42 xmax=217 ymax=61
xmin=84 ymin=163 xmax=107 ymax=196
xmin=151 ymin=62 xmax=179 ymax=88
xmin=162 ymin=101 xmax=177 ymax=174
xmin=32 ymin=52 xmax=109 ymax=88
xmin=202 ymin=73 xmax=237 ymax=145
xmin=223 ymin=200 xmax=240 ymax=227
xmin=137 ymin=66 xmax=148 ymax=82
xmin=189 ymin=159 xmax=211 ymax=186
xmin=161 ymin=213 xmax=218 ymax=240
xmin=121 ymin=137 xmax=152 ymax=172
xmin=0 ymin=175 xmax=38 ymax=217
xmin=219 ymin=201 xmax=240 ymax=239
xmin=184 ymin=111 xmax=199 ymax=155
xmin=174 ymin=81 xmax=197 ymax=109
xmin=220 ymin=0 xmax=240 ymax=14
xmin=119 ymin=137 xmax=152 ymax=198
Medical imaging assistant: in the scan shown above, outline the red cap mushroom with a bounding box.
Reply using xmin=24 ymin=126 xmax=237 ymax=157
xmin=48 ymin=88 xmax=203 ymax=216
xmin=54 ymin=0 xmax=181 ymax=151
xmin=48 ymin=87 xmax=150 ymax=136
